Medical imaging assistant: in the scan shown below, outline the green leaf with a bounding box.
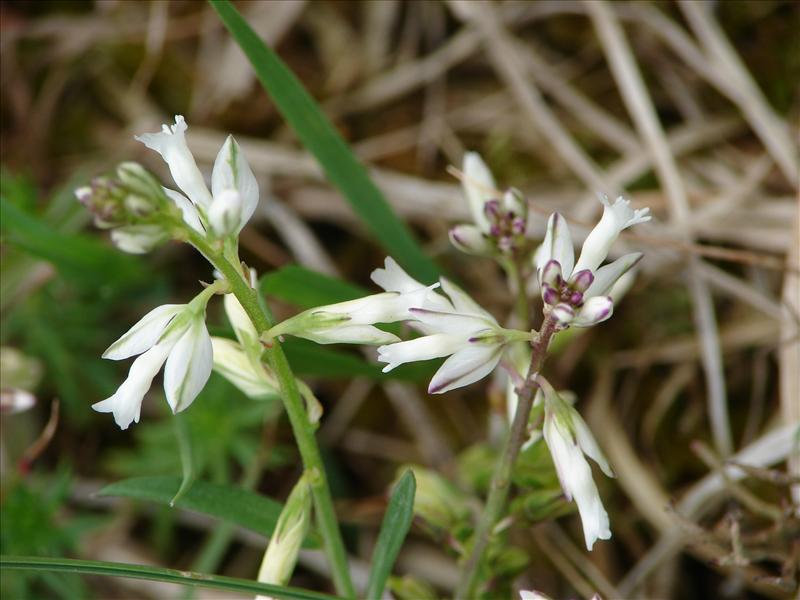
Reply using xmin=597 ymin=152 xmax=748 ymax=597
xmin=365 ymin=470 xmax=416 ymax=600
xmin=0 ymin=198 xmax=145 ymax=289
xmin=210 ymin=0 xmax=439 ymax=283
xmin=282 ymin=338 xmax=382 ymax=379
xmin=171 ymin=415 xmax=196 ymax=506
xmin=0 ymin=556 xmax=337 ymax=600
xmin=261 ymin=265 xmax=366 ymax=309
xmin=99 ymin=477 xmax=282 ymax=539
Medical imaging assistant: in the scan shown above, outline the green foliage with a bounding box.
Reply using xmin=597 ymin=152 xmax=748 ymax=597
xmin=105 ymin=374 xmax=288 ymax=482
xmin=99 ymin=477 xmax=286 ymax=541
xmin=210 ymin=0 xmax=439 ymax=283
xmin=366 ymin=470 xmax=416 ymax=600
xmin=0 ymin=471 xmax=100 ymax=599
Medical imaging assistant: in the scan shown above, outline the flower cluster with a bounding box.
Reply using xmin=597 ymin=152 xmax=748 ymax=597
xmin=536 ymin=195 xmax=649 ymax=329
xmin=84 ymin=116 xmax=268 ymax=429
xmin=449 ymin=153 xmax=531 ymax=258
xmin=82 ymin=135 xmax=650 ymax=557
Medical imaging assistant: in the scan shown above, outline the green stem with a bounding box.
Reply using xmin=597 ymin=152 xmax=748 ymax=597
xmin=186 ymin=230 xmax=356 ymax=599
xmin=455 ymin=313 xmax=559 ymax=599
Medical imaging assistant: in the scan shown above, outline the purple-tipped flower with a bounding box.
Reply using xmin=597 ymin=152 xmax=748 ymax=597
xmin=454 ymin=152 xmax=531 ymax=257
xmin=534 ymin=196 xmax=649 ymax=328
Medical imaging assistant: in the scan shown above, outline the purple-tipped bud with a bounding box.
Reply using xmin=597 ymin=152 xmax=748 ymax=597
xmin=552 ymin=303 xmax=575 ymax=325
xmin=540 ymin=259 xmax=563 ymax=288
xmin=75 ymin=186 xmax=93 ymax=205
xmin=569 ymin=291 xmax=584 ymax=306
xmin=489 ymin=223 xmax=502 ymax=237
xmin=498 ymin=236 xmax=513 ymax=253
xmin=542 ymin=284 xmax=559 ymax=305
xmin=484 ymin=199 xmax=501 ymax=219
xmin=511 ymin=217 xmax=526 ymax=235
xmin=570 ymin=269 xmax=594 ymax=293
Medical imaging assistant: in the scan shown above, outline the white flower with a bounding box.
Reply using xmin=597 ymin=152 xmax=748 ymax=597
xmin=265 ymin=292 xmax=420 ymax=346
xmin=378 ymin=278 xmax=529 ymax=394
xmin=94 ymin=300 xmax=213 ymax=429
xmin=451 ymin=153 xmax=529 ymax=256
xmin=136 ymin=116 xmax=259 ymax=237
xmin=539 ymin=377 xmax=614 ymax=551
xmin=535 ymin=196 xmax=649 ymax=328
xmin=266 ymin=259 xmax=441 ymax=345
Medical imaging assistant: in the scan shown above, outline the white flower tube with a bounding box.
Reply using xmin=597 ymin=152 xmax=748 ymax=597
xmin=572 ymin=194 xmax=650 ymax=274
xmin=539 ymin=377 xmax=614 ymax=551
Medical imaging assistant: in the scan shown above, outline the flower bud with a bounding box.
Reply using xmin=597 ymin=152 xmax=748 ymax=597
xmin=256 ymin=474 xmax=312 ymax=596
xmin=117 ymin=162 xmax=166 ymax=205
xmin=208 ymin=189 xmax=243 ymax=237
xmin=448 ymin=224 xmax=492 ymax=256
xmin=110 ymin=224 xmax=169 ymax=254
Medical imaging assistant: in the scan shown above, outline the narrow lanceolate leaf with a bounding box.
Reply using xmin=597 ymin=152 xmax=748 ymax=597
xmin=0 ymin=556 xmax=337 ymax=600
xmin=170 ymin=415 xmax=196 ymax=506
xmin=210 ymin=0 xmax=439 ymax=283
xmin=99 ymin=477 xmax=282 ymax=539
xmin=365 ymin=470 xmax=416 ymax=600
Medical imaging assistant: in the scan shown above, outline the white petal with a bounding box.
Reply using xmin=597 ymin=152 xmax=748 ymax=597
xmin=135 ymin=116 xmax=213 ymax=208
xmin=573 ymin=195 xmax=650 ymax=274
xmin=164 ymin=188 xmax=205 ymax=234
xmin=572 ymin=410 xmax=614 ymax=478
xmin=110 ymin=225 xmax=167 ymax=254
xmin=609 ymin=270 xmax=636 ymax=304
xmin=572 ymin=296 xmax=613 ymax=327
xmin=211 ymin=135 xmax=259 ymax=232
xmin=585 ymin=252 xmax=642 ymax=298
xmin=298 ymin=324 xmax=400 ymax=346
xmin=537 ymin=213 xmax=574 ymax=278
xmin=163 ymin=317 xmax=213 ymax=413
xmin=409 ymin=308 xmax=496 ymax=336
xmin=377 ymin=334 xmax=463 ymax=372
xmin=370 ymin=257 xmax=423 ymax=293
xmin=428 ymin=343 xmax=504 ymax=394
xmin=438 ymin=278 xmax=496 ymax=322
xmin=449 ymin=224 xmax=493 ymax=256
xmin=93 ymin=342 xmax=173 ymax=429
xmin=224 ymin=292 xmax=258 ymax=350
xmin=462 ymin=152 xmax=496 ymax=233
xmin=208 ymin=189 xmax=243 ymax=237
xmin=211 ymin=337 xmax=278 ymax=399
xmin=103 ymin=304 xmax=184 ymax=360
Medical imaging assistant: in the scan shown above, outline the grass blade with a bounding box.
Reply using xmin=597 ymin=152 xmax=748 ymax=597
xmin=365 ymin=470 xmax=416 ymax=599
xmin=0 ymin=556 xmax=338 ymax=600
xmin=210 ymin=0 xmax=439 ymax=282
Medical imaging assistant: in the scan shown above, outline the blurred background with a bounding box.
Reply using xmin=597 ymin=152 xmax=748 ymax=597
xmin=1 ymin=1 xmax=798 ymax=599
